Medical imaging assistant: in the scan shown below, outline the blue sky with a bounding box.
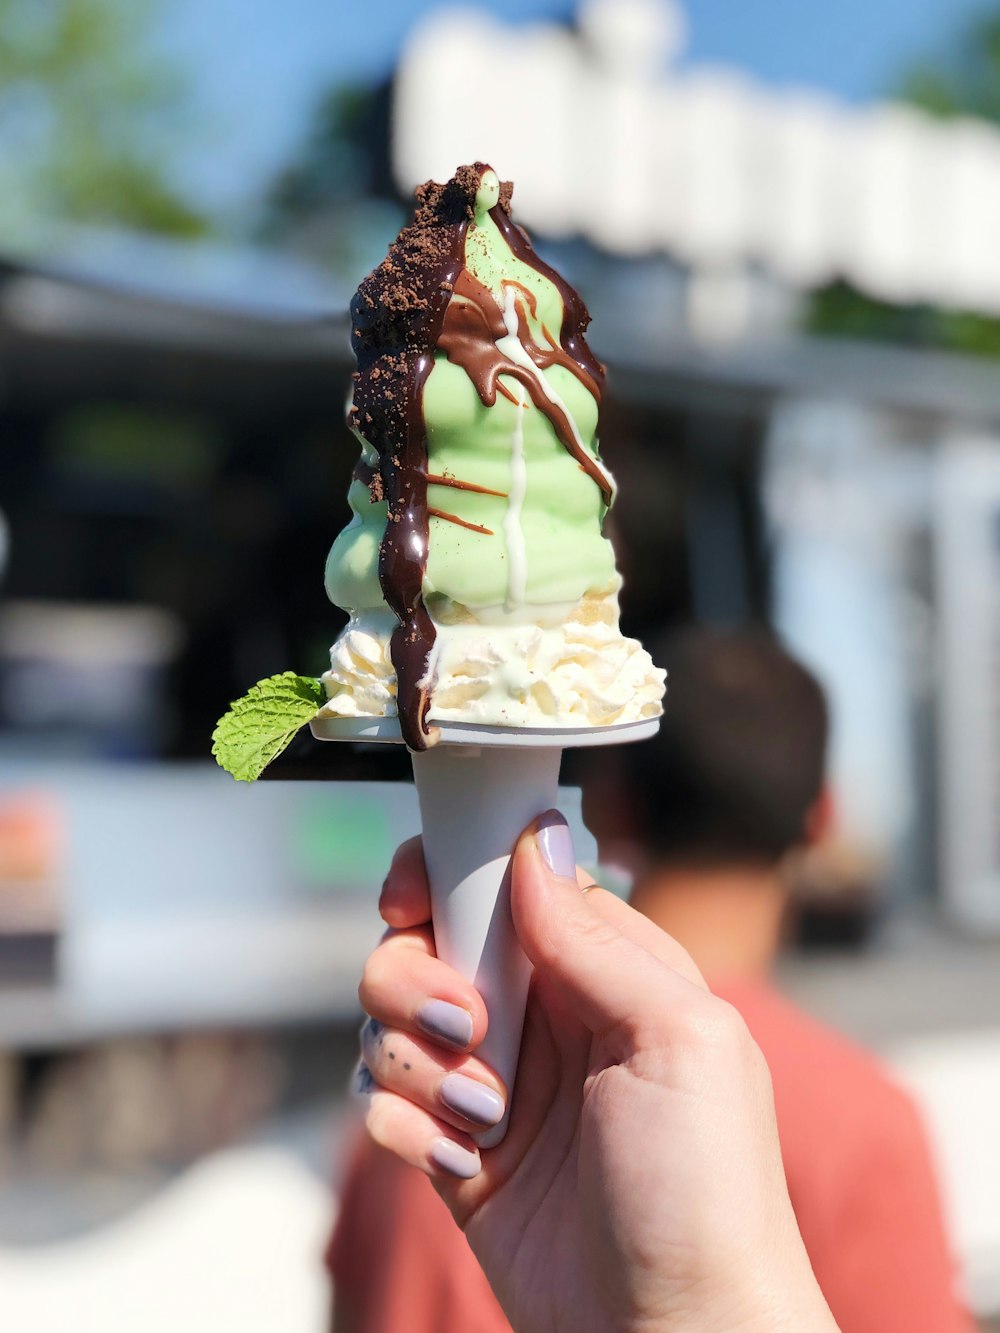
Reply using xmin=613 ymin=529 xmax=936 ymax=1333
xmin=158 ymin=0 xmax=993 ymax=220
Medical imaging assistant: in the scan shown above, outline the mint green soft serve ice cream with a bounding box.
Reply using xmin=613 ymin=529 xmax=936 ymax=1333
xmin=320 ymin=165 xmax=663 ymax=738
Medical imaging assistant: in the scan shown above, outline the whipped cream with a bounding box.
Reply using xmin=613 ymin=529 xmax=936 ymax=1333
xmin=319 ymin=593 xmax=665 ymax=730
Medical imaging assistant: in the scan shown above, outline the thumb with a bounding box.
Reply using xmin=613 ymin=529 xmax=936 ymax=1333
xmin=510 ymin=812 xmax=700 ymax=1044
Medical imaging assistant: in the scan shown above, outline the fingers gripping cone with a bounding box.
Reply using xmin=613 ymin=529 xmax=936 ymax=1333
xmin=411 ymin=742 xmax=562 ymax=1148
xmin=310 ymin=713 xmax=659 ymax=1146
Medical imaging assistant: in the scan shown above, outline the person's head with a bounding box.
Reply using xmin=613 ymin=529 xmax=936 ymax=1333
xmin=585 ymin=625 xmax=830 ymax=876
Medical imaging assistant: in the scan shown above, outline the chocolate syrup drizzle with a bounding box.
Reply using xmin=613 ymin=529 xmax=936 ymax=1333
xmin=492 ymin=208 xmax=606 ymax=402
xmin=438 ymin=270 xmax=611 ymax=504
xmin=347 ymin=164 xmax=606 ymax=750
xmin=426 ymin=472 xmax=508 ymax=498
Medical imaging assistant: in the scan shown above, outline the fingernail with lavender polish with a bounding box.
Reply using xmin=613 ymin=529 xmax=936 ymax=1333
xmin=536 ymin=810 xmax=575 ymax=879
xmin=430 ymin=1137 xmax=481 ymax=1179
xmin=416 ymin=999 xmax=474 ymax=1050
xmin=440 ymin=1073 xmax=505 ymax=1127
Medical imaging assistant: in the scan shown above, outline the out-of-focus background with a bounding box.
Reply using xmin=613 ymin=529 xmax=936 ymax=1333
xmin=2 ymin=0 xmax=1000 ymax=1326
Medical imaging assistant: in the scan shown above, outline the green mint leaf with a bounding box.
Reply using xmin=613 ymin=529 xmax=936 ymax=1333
xmin=212 ymin=672 xmax=326 ymax=782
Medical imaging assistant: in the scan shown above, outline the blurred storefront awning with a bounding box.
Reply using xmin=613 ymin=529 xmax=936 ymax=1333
xmin=5 ymin=235 xmax=1000 ymax=427
xmin=0 ymin=235 xmax=349 ymax=410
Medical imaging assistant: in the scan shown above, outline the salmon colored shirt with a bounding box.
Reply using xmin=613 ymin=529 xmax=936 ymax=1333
xmin=328 ymin=981 xmax=972 ymax=1333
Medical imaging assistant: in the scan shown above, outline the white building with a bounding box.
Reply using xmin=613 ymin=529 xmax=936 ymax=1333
xmin=395 ymin=0 xmax=1000 ymax=329
xmin=394 ymin=0 xmax=1000 ymax=935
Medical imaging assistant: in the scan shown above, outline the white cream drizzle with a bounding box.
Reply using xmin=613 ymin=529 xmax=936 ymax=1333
xmin=495 ymin=285 xmax=616 ymax=504
xmin=502 ymin=384 xmax=529 ymax=610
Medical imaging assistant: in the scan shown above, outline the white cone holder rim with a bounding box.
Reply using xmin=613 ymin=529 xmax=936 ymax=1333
xmin=309 ymin=714 xmax=660 ymax=748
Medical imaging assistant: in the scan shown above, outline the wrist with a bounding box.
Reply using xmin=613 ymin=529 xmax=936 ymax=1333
xmin=717 ymin=1257 xmax=838 ymax=1333
xmin=671 ymin=1249 xmax=837 ymax=1333
xmin=684 ymin=1292 xmax=836 ymax=1333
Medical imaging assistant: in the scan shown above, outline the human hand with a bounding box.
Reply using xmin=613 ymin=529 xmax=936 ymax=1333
xmin=357 ymin=814 xmax=837 ymax=1333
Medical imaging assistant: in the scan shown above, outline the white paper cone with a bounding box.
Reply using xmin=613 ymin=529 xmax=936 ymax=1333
xmin=410 ymin=743 xmax=562 ymax=1148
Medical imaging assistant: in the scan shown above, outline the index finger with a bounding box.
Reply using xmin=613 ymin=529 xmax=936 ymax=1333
xmin=379 ymin=836 xmax=432 ymax=928
xmin=381 ymin=836 xmax=596 ymax=930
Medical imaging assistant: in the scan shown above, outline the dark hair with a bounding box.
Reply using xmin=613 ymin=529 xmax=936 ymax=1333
xmin=625 ymin=626 xmax=828 ymax=866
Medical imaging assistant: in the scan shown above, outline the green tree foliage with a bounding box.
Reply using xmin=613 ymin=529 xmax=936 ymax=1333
xmin=808 ymin=9 xmax=1000 ymax=357
xmin=261 ymin=80 xmax=405 ymax=279
xmin=900 ymin=11 xmax=1000 ymax=124
xmin=267 ymin=86 xmax=388 ymax=220
xmin=809 ymin=283 xmax=1000 ymax=360
xmin=0 ymin=0 xmax=204 ymax=239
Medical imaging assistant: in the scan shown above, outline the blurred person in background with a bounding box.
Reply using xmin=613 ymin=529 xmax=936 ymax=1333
xmin=329 ymin=627 xmax=971 ymax=1333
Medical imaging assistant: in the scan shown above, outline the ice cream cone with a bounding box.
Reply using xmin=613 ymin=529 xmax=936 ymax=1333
xmin=215 ymin=164 xmax=666 ymax=1148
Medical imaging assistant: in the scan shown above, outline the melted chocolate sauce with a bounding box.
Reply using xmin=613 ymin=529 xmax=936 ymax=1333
xmin=346 ymin=164 xmax=607 ymax=750
xmin=438 ymin=270 xmax=611 ymax=504
xmin=427 ymin=507 xmax=494 ymax=536
xmin=352 ymin=458 xmax=384 ymax=504
xmin=491 ymin=207 xmax=606 ymax=401
xmin=349 ymin=169 xmax=480 ymax=749
xmin=427 ymin=472 xmax=508 ymax=498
